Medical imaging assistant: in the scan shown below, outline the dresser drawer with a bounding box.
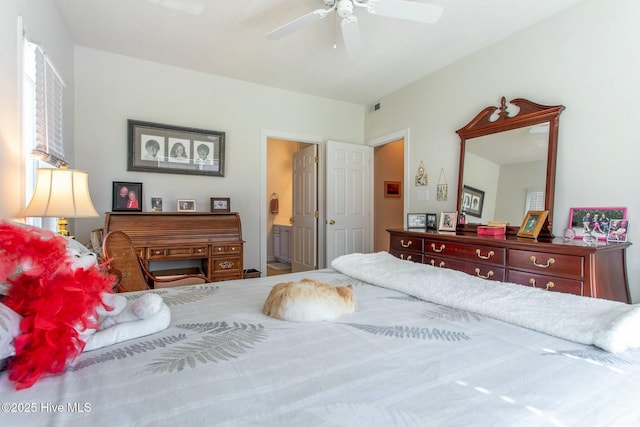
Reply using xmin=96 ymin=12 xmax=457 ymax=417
xmin=389 ymin=249 xmax=423 ymax=263
xmin=507 ymin=269 xmax=584 ymax=296
xmin=147 ymin=246 xmax=208 ymax=259
xmin=212 ymin=257 xmax=242 ymax=273
xmin=424 ymin=256 xmax=505 ymax=281
xmin=213 ymin=244 xmax=243 ymax=254
xmin=424 ymin=240 xmax=505 ymax=266
xmin=390 ymin=235 xmax=424 ymax=253
xmin=508 ymin=249 xmax=584 ymax=280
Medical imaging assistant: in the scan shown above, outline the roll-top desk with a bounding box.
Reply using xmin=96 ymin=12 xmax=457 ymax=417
xmin=388 ymin=229 xmax=631 ymax=303
xmin=105 ymin=212 xmax=244 ymax=282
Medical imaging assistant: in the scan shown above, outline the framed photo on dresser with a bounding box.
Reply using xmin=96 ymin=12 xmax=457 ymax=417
xmin=568 ymin=206 xmax=627 ymax=241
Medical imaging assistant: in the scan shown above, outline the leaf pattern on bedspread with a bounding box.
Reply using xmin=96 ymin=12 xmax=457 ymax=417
xmin=545 ymin=348 xmax=640 ymax=365
xmin=69 ymin=334 xmax=189 ymax=371
xmin=146 ymin=322 xmax=267 ymax=373
xmin=121 ymin=285 xmax=219 ymax=305
xmin=386 ymin=295 xmax=425 ymax=303
xmin=343 ymin=323 xmax=470 ymax=342
xmin=421 ymin=306 xmax=485 ymax=322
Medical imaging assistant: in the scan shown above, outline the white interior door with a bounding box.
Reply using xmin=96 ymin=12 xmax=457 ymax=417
xmin=325 ymin=140 xmax=373 ymax=265
xmin=291 ymin=144 xmax=318 ymax=272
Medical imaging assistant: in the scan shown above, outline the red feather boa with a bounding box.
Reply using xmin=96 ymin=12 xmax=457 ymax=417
xmin=0 ymin=221 xmax=115 ymax=389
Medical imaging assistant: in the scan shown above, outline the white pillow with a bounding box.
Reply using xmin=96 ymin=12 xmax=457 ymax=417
xmin=0 ymin=303 xmax=21 ymax=361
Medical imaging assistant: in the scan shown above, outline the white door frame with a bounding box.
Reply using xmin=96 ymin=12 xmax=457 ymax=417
xmin=367 ymin=128 xmax=410 ymax=228
xmin=260 ymin=129 xmax=325 ymax=276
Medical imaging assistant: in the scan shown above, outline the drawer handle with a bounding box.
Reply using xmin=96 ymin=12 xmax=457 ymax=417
xmin=400 ymin=239 xmax=412 ymax=248
xmin=474 ymin=268 xmax=494 ymax=279
xmin=530 ymin=256 xmax=555 ymax=268
xmin=430 ymin=260 xmax=445 ymax=268
xmin=529 ymin=278 xmax=555 ymax=290
xmin=218 ymin=261 xmax=234 ymax=269
xmin=400 ymin=254 xmax=412 ymax=261
xmin=431 ymin=243 xmax=445 ymax=253
xmin=475 ymin=249 xmax=495 ymax=260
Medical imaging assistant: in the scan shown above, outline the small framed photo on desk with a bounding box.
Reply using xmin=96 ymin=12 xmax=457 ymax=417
xmin=177 ymin=199 xmax=196 ymax=212
xmin=211 ymin=197 xmax=230 ymax=212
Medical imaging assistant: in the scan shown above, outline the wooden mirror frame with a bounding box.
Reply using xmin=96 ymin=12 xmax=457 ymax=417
xmin=455 ymin=97 xmax=565 ymax=237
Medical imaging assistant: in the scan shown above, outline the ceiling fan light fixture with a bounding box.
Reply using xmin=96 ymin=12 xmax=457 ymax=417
xmin=337 ymin=0 xmax=354 ymax=18
xmin=266 ymin=0 xmax=443 ymax=57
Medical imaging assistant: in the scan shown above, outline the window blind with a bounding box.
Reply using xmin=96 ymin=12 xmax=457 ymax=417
xmin=32 ymin=44 xmax=66 ymax=167
xmin=525 ymin=189 xmax=545 ymax=212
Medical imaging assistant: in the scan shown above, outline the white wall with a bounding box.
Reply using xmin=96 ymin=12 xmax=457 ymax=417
xmin=0 ymin=0 xmax=74 ymax=220
xmin=365 ymin=0 xmax=640 ymax=302
xmin=73 ymin=47 xmax=364 ymax=271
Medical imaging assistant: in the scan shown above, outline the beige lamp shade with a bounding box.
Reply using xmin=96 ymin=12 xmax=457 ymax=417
xmin=23 ymin=168 xmax=99 ymax=218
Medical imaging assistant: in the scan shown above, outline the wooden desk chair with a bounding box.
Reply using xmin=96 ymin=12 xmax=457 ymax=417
xmin=102 ymin=230 xmax=208 ymax=292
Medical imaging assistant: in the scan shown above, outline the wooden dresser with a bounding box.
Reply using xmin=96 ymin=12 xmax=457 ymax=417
xmin=104 ymin=212 xmax=244 ymax=282
xmin=388 ymin=229 xmax=631 ymax=303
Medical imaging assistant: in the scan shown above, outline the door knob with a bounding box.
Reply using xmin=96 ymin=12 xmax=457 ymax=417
xmin=328 ymin=219 xmax=335 ymax=225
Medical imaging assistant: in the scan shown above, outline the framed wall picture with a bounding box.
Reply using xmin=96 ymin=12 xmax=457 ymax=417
xmin=177 ymin=199 xmax=196 ymax=212
xmin=568 ymin=206 xmax=627 ymax=241
xmin=426 ymin=213 xmax=438 ymax=231
xmin=112 ymin=181 xmax=142 ymax=212
xmin=150 ymin=197 xmax=163 ymax=212
xmin=438 ymin=211 xmax=458 ymax=232
xmin=461 ymin=185 xmax=484 ymax=218
xmin=407 ymin=213 xmax=427 ymax=229
xmin=384 ymin=181 xmax=401 ymax=198
xmin=517 ymin=210 xmax=549 ymax=239
xmin=128 ymin=119 xmax=225 ymax=177
xmin=211 ymin=197 xmax=231 ymax=212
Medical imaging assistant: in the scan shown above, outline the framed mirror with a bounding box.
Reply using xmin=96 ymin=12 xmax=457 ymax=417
xmin=456 ymin=97 xmax=565 ymax=236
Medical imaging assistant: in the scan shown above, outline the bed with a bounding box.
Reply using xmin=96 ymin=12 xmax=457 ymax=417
xmin=2 ymin=252 xmax=640 ymax=427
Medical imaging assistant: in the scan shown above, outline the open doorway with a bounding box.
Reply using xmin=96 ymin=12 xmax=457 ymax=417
xmin=373 ymin=138 xmax=405 ymax=251
xmin=266 ymin=137 xmax=317 ymax=276
xmin=368 ymin=129 xmax=410 ymax=252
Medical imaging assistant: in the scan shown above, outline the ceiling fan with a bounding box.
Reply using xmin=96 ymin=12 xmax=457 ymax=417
xmin=266 ymin=0 xmax=443 ymax=59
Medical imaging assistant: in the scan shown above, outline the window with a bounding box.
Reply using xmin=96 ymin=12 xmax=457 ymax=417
xmin=22 ymin=33 xmax=66 ymax=229
xmin=525 ymin=189 xmax=545 ymax=213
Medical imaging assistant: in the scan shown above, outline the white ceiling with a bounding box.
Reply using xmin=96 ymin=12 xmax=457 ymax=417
xmin=54 ymin=0 xmax=584 ymax=105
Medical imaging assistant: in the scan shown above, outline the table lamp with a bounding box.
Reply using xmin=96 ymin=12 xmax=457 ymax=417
xmin=22 ymin=164 xmax=99 ymax=236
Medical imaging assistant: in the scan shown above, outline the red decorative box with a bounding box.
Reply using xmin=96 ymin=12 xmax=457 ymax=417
xmin=477 ymin=226 xmax=506 ymax=236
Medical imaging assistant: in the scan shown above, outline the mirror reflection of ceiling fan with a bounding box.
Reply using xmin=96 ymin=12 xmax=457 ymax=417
xmin=266 ymin=0 xmax=443 ymax=59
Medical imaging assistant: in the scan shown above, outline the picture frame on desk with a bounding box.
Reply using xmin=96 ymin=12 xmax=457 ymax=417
xmin=128 ymin=119 xmax=225 ymax=177
xmin=426 ymin=213 xmax=437 ymax=230
xmin=568 ymin=206 xmax=627 ymax=241
xmin=112 ymin=181 xmax=142 ymax=212
xmin=211 ymin=197 xmax=231 ymax=212
xmin=438 ymin=211 xmax=457 ymax=232
xmin=178 ymin=199 xmax=196 ymax=212
xmin=607 ymin=219 xmax=629 ymax=243
xmin=517 ymin=210 xmax=548 ymax=239
xmin=151 ymin=197 xmax=163 ymax=212
xmin=407 ymin=213 xmax=427 ymax=229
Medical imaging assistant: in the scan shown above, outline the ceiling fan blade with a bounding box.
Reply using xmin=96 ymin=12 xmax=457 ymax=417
xmin=341 ymin=16 xmax=362 ymax=59
xmin=367 ymin=0 xmax=443 ymax=24
xmin=266 ymin=8 xmax=331 ymax=40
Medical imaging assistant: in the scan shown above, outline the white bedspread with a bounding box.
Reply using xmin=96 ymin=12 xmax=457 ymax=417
xmin=332 ymin=252 xmax=640 ymax=353
xmin=2 ymin=268 xmax=640 ymax=427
